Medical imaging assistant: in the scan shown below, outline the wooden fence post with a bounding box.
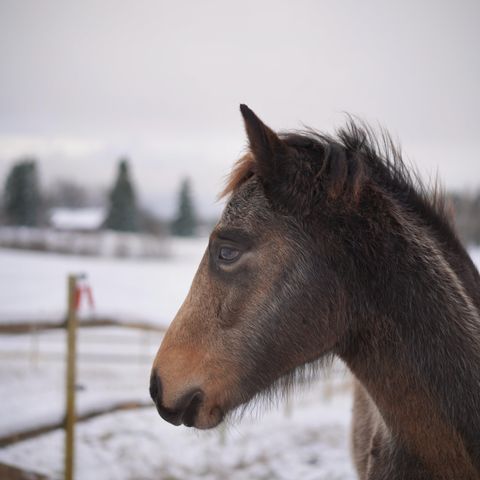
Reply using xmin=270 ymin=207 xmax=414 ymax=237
xmin=65 ymin=275 xmax=78 ymax=480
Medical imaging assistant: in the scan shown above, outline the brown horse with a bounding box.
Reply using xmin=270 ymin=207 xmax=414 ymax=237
xmin=150 ymin=105 xmax=480 ymax=480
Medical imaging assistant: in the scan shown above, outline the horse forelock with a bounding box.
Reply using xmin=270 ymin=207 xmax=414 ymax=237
xmin=219 ymin=152 xmax=256 ymax=200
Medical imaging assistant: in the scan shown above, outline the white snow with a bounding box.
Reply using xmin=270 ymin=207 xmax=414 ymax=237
xmin=49 ymin=208 xmax=105 ymax=231
xmin=0 ymin=227 xmax=169 ymax=258
xmin=0 ymin=237 xmax=205 ymax=326
xmin=0 ymin=380 xmax=355 ymax=480
xmin=0 ymin=327 xmax=162 ymax=438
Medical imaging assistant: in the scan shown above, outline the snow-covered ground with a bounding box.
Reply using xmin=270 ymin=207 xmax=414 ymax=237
xmin=0 ymin=241 xmax=479 ymax=479
xmin=49 ymin=208 xmax=105 ymax=231
xmin=0 ymin=327 xmax=163 ymax=438
xmin=0 ymin=226 xmax=169 ymax=260
xmin=0 ymin=238 xmax=206 ymax=326
xmin=0 ymin=367 xmax=354 ymax=480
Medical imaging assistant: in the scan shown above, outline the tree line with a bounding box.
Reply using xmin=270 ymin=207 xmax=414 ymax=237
xmin=1 ymin=157 xmax=198 ymax=237
xmin=1 ymin=156 xmax=480 ymax=244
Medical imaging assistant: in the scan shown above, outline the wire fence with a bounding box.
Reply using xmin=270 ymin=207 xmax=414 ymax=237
xmin=0 ymin=274 xmax=352 ymax=480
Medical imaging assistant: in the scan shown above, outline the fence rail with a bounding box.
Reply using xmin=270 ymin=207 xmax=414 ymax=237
xmin=0 ymin=317 xmax=165 ymax=335
xmin=0 ymin=276 xmax=167 ymax=480
xmin=0 ymin=400 xmax=154 ymax=448
xmin=0 ymin=350 xmax=157 ymax=364
xmin=0 ymin=462 xmax=49 ymax=480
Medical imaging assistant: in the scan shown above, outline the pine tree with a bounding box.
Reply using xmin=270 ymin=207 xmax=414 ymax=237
xmin=171 ymin=178 xmax=197 ymax=237
xmin=104 ymin=158 xmax=139 ymax=232
xmin=3 ymin=158 xmax=40 ymax=226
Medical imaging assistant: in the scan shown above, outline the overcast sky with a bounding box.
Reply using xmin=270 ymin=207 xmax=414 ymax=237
xmin=0 ymin=0 xmax=479 ymax=217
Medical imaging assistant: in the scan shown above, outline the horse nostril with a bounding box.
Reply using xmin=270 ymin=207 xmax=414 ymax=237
xmin=149 ymin=379 xmax=204 ymax=428
xmin=149 ymin=371 xmax=162 ymax=404
xmin=181 ymin=389 xmax=204 ymax=427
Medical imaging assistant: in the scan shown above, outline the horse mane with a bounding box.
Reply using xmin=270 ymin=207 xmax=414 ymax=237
xmin=220 ymin=152 xmax=256 ymax=199
xmin=221 ymin=119 xmax=454 ymax=237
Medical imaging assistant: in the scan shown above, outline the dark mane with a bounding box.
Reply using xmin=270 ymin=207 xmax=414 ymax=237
xmin=222 ymin=119 xmax=455 ymax=242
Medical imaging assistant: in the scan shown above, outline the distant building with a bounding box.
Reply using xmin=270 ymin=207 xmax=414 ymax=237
xmin=49 ymin=208 xmax=105 ymax=232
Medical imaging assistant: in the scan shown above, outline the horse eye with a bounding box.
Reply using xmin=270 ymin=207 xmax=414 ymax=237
xmin=218 ymin=246 xmax=241 ymax=262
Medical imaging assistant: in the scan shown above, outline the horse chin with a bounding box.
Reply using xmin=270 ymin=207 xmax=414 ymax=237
xmin=190 ymin=404 xmax=225 ymax=430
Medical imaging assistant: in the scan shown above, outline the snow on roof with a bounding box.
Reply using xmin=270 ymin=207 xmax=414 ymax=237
xmin=49 ymin=207 xmax=104 ymax=231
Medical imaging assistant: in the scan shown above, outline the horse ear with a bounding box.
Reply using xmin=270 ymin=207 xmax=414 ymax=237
xmin=239 ymin=104 xmax=287 ymax=180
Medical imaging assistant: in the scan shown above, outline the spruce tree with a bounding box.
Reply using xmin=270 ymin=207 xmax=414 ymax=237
xmin=3 ymin=158 xmax=40 ymax=226
xmin=104 ymin=158 xmax=139 ymax=232
xmin=171 ymin=178 xmax=197 ymax=237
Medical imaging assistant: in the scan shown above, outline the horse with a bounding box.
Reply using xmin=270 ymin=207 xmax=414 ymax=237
xmin=150 ymin=105 xmax=480 ymax=480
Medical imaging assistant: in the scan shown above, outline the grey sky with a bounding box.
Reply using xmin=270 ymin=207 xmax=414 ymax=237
xmin=0 ymin=0 xmax=479 ymax=217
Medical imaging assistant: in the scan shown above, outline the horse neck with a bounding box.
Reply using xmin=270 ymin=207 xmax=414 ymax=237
xmin=339 ymin=212 xmax=480 ymax=476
